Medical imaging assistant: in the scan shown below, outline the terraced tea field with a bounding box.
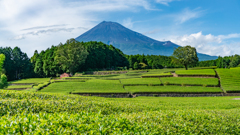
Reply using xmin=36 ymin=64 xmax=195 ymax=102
xmin=176 ymin=69 xmax=216 ymax=76
xmin=120 ymin=78 xmax=161 ymax=85
xmin=160 ymin=77 xmax=219 ymax=86
xmin=5 ymin=85 xmax=33 ymax=90
xmin=216 ymin=68 xmax=240 ymax=92
xmin=6 ymin=78 xmax=52 ymax=91
xmin=125 ymin=86 xmax=222 ymax=93
xmin=1 ymin=68 xmax=240 ymax=134
xmin=141 ymin=72 xmax=173 ymax=78
xmin=41 ymin=79 xmax=127 ymax=94
xmin=10 ymin=78 xmax=51 ymax=84
xmin=4 ymin=68 xmax=240 ymax=95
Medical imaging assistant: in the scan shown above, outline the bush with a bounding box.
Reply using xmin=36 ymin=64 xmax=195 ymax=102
xmin=34 ymin=81 xmax=51 ymax=91
xmin=202 ymin=84 xmax=207 ymax=87
xmin=0 ymin=74 xmax=8 ymax=89
xmin=133 ymin=62 xmax=140 ymax=70
xmin=74 ymin=72 xmax=84 ymax=77
xmin=164 ymin=82 xmax=170 ymax=86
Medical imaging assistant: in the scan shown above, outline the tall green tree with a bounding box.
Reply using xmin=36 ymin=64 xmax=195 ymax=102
xmin=172 ymin=46 xmax=198 ymax=70
xmin=0 ymin=54 xmax=8 ymax=88
xmin=229 ymin=55 xmax=240 ymax=67
xmin=0 ymin=54 xmax=5 ymax=72
xmin=55 ymin=39 xmax=89 ymax=75
xmin=0 ymin=47 xmax=33 ymax=80
xmin=133 ymin=62 xmax=140 ymax=70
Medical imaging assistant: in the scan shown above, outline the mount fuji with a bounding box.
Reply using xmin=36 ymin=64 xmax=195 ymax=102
xmin=76 ymin=21 xmax=217 ymax=61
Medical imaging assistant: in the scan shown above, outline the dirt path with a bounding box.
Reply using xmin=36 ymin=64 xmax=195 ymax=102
xmin=172 ymin=73 xmax=178 ymax=77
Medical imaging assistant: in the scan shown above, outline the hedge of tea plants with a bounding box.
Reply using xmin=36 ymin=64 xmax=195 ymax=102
xmin=0 ymin=90 xmax=239 ymax=134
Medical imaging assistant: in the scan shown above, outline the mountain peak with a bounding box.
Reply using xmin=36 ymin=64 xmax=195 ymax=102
xmin=76 ymin=21 xmax=217 ymax=61
xmin=101 ymin=21 xmax=115 ymax=23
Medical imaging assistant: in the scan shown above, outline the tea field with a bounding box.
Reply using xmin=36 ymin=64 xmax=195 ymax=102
xmin=6 ymin=68 xmax=240 ymax=94
xmin=216 ymin=68 xmax=240 ymax=92
xmin=175 ymin=69 xmax=216 ymax=76
xmin=125 ymin=86 xmax=222 ymax=93
xmin=160 ymin=77 xmax=219 ymax=86
xmin=0 ymin=90 xmax=239 ymax=134
xmin=1 ymin=68 xmax=240 ymax=133
xmin=120 ymin=78 xmax=161 ymax=85
xmin=10 ymin=78 xmax=51 ymax=84
xmin=41 ymin=79 xmax=127 ymax=94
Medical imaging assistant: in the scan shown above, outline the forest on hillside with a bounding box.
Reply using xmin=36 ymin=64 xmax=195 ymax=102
xmin=1 ymin=39 xmax=240 ymax=81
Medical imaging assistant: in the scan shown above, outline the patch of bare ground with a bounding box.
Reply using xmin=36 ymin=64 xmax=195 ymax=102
xmin=172 ymin=73 xmax=178 ymax=77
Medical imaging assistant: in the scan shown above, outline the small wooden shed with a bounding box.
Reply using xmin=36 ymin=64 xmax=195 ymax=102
xmin=60 ymin=73 xmax=72 ymax=79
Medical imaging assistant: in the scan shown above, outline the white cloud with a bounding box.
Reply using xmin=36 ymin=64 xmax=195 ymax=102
xmin=11 ymin=35 xmax=25 ymax=40
xmin=0 ymin=0 xmax=155 ymax=57
xmin=11 ymin=28 xmax=80 ymax=40
xmin=123 ymin=18 xmax=134 ymax=29
xmin=218 ymin=33 xmax=240 ymax=39
xmin=170 ymin=31 xmax=240 ymax=56
xmin=155 ymin=0 xmax=177 ymax=6
xmin=21 ymin=24 xmax=68 ymax=31
xmin=176 ymin=8 xmax=204 ymax=24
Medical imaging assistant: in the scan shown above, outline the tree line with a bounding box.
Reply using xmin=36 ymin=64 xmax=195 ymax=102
xmin=0 ymin=39 xmax=239 ymax=81
xmin=197 ymin=55 xmax=240 ymax=68
xmin=0 ymin=47 xmax=33 ymax=81
xmin=31 ymin=39 xmax=129 ymax=77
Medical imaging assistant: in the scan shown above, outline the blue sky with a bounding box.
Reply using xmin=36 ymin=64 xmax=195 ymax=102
xmin=0 ymin=0 xmax=240 ymax=57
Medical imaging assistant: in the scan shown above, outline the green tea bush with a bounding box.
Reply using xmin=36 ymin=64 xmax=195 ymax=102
xmin=0 ymin=91 xmax=239 ymax=134
xmin=164 ymin=81 xmax=170 ymax=86
xmin=34 ymin=82 xmax=51 ymax=91
xmin=202 ymin=84 xmax=207 ymax=87
xmin=161 ymin=77 xmax=218 ymax=86
xmin=176 ymin=69 xmax=216 ymax=76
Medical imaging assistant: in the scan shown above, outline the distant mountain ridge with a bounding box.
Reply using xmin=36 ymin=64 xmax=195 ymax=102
xmin=76 ymin=21 xmax=217 ymax=61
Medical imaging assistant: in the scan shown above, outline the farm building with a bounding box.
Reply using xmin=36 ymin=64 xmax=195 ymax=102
xmin=60 ymin=73 xmax=72 ymax=79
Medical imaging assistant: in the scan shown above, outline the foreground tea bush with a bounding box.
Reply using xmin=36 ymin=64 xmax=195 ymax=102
xmin=0 ymin=90 xmax=240 ymax=134
xmin=1 ymin=110 xmax=239 ymax=134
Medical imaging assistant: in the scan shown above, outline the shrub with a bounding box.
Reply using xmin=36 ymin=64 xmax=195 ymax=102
xmin=164 ymin=82 xmax=170 ymax=86
xmin=74 ymin=72 xmax=83 ymax=77
xmin=34 ymin=82 xmax=51 ymax=91
xmin=202 ymin=84 xmax=207 ymax=87
xmin=0 ymin=74 xmax=8 ymax=89
xmin=181 ymin=83 xmax=186 ymax=87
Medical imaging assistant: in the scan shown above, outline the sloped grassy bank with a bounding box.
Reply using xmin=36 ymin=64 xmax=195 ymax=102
xmin=0 ymin=90 xmax=240 ymax=134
